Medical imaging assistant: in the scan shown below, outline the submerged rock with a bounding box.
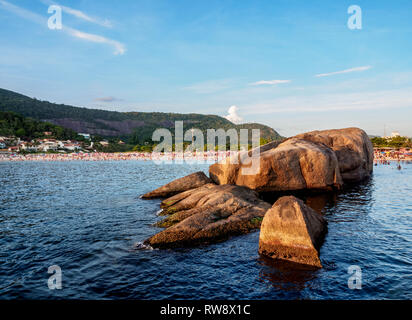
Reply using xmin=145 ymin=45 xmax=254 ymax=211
xmin=141 ymin=171 xmax=212 ymax=199
xmin=144 ymin=184 xmax=271 ymax=248
xmin=258 ymin=196 xmax=327 ymax=268
xmin=293 ymin=127 xmax=373 ymax=182
xmin=209 ymin=138 xmax=342 ymax=192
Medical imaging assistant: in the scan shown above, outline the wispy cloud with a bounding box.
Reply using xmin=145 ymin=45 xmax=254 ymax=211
xmin=0 ymin=0 xmax=125 ymax=55
xmin=315 ymin=66 xmax=372 ymax=78
xmin=95 ymin=96 xmax=121 ymax=102
xmin=250 ymin=80 xmax=291 ymax=86
xmin=0 ymin=0 xmax=44 ymax=24
xmin=65 ymin=27 xmax=125 ymax=55
xmin=42 ymin=0 xmax=112 ymax=28
xmin=242 ymin=88 xmax=412 ymax=114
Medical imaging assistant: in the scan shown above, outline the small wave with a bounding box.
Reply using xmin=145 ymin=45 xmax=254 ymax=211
xmin=156 ymin=209 xmax=164 ymax=216
xmin=133 ymin=242 xmax=154 ymax=250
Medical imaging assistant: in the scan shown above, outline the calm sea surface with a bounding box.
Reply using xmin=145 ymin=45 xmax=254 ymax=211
xmin=0 ymin=160 xmax=411 ymax=299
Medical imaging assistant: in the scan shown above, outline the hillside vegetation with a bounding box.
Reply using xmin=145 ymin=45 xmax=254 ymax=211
xmin=0 ymin=111 xmax=80 ymax=141
xmin=0 ymin=88 xmax=283 ymax=144
xmin=371 ymin=136 xmax=412 ymax=148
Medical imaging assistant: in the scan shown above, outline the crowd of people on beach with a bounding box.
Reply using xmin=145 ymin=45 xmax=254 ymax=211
xmin=1 ymin=149 xmax=411 ymax=165
xmin=0 ymin=151 xmax=235 ymax=162
xmin=373 ymin=149 xmax=412 ymax=167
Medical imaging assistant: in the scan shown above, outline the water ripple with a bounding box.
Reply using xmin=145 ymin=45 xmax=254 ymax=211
xmin=0 ymin=161 xmax=411 ymax=299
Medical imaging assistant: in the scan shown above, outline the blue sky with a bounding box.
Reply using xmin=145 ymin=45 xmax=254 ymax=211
xmin=1 ymin=0 xmax=411 ymax=136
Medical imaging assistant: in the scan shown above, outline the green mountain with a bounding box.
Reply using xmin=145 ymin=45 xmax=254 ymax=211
xmin=0 ymin=88 xmax=283 ymax=144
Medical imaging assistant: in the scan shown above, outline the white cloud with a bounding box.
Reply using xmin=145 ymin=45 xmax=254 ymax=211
xmin=224 ymin=105 xmax=243 ymax=124
xmin=250 ymin=80 xmax=291 ymax=86
xmin=241 ymin=88 xmax=412 ymax=114
xmin=62 ymin=6 xmax=112 ymax=28
xmin=95 ymin=96 xmax=121 ymax=102
xmin=0 ymin=0 xmax=44 ymax=24
xmin=65 ymin=27 xmax=125 ymax=55
xmin=315 ymin=66 xmax=372 ymax=78
xmin=42 ymin=0 xmax=112 ymax=28
xmin=0 ymin=0 xmax=125 ymax=55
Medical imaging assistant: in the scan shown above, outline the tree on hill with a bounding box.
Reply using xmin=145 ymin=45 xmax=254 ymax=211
xmin=0 ymin=111 xmax=80 ymax=141
xmin=371 ymin=136 xmax=412 ymax=148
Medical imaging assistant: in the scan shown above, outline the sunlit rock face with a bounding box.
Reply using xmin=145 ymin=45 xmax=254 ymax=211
xmin=293 ymin=127 xmax=374 ymax=183
xmin=258 ymin=196 xmax=327 ymax=268
xmin=141 ymin=171 xmax=212 ymax=199
xmin=144 ymin=184 xmax=271 ymax=248
xmin=209 ymin=138 xmax=343 ymax=192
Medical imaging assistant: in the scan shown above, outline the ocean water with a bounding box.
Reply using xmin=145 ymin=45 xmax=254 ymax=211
xmin=0 ymin=160 xmax=411 ymax=299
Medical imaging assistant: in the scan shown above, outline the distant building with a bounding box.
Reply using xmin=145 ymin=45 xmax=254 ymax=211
xmin=383 ymin=131 xmax=401 ymax=139
xmin=78 ymin=133 xmax=91 ymax=140
xmin=0 ymin=136 xmax=19 ymax=145
xmin=63 ymin=143 xmax=81 ymax=151
xmin=99 ymin=140 xmax=109 ymax=147
xmin=0 ymin=142 xmax=6 ymax=149
xmin=44 ymin=131 xmax=52 ymax=136
xmin=8 ymin=146 xmax=19 ymax=152
xmin=39 ymin=141 xmax=58 ymax=152
xmin=19 ymin=143 xmax=39 ymax=152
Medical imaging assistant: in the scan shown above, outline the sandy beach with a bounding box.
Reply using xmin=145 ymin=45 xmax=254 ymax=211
xmin=0 ymin=151 xmax=234 ymax=162
xmin=1 ymin=149 xmax=411 ymax=163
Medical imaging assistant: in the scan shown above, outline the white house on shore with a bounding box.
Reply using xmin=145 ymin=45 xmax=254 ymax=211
xmin=39 ymin=140 xmax=58 ymax=152
xmin=20 ymin=142 xmax=39 ymax=152
xmin=63 ymin=143 xmax=81 ymax=151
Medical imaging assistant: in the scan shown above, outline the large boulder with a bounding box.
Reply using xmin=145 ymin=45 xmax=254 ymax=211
xmin=294 ymin=127 xmax=373 ymax=182
xmin=141 ymin=171 xmax=212 ymax=199
xmin=144 ymin=184 xmax=271 ymax=248
xmin=209 ymin=138 xmax=342 ymax=192
xmin=258 ymin=196 xmax=327 ymax=268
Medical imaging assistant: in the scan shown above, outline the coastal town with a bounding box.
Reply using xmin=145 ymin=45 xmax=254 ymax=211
xmin=0 ymin=131 xmax=236 ymax=162
xmin=1 ymin=130 xmax=411 ymax=164
xmin=0 ymin=132 xmax=126 ymax=157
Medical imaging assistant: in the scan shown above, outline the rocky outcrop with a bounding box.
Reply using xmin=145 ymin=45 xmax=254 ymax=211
xmin=293 ymin=127 xmax=373 ymax=182
xmin=209 ymin=127 xmax=373 ymax=191
xmin=209 ymin=138 xmax=342 ymax=192
xmin=141 ymin=127 xmax=372 ymax=256
xmin=141 ymin=171 xmax=212 ymax=199
xmin=258 ymin=196 xmax=327 ymax=268
xmin=144 ymin=184 xmax=271 ymax=248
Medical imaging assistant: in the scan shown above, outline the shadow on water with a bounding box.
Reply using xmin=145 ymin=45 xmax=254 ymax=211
xmin=258 ymin=175 xmax=374 ymax=215
xmin=259 ymin=189 xmax=339 ymax=215
xmin=257 ymin=255 xmax=319 ymax=292
xmin=254 ymin=176 xmax=375 ymax=291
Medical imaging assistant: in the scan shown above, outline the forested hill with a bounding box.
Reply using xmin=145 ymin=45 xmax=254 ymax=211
xmin=0 ymin=88 xmax=283 ymax=144
xmin=0 ymin=111 xmax=79 ymax=141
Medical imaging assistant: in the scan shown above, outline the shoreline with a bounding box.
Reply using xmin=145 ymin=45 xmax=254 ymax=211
xmin=0 ymin=151 xmax=234 ymax=162
xmin=0 ymin=149 xmax=411 ymax=163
